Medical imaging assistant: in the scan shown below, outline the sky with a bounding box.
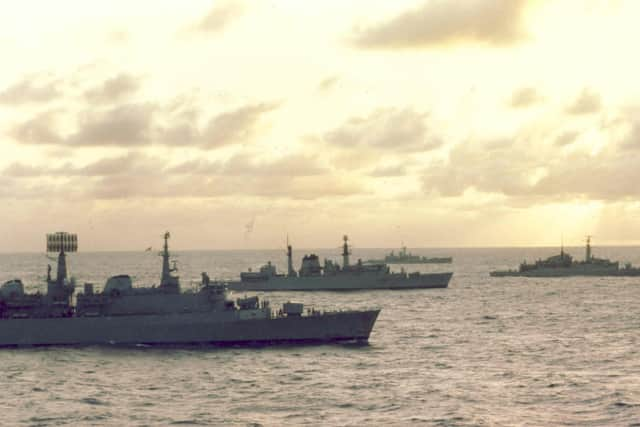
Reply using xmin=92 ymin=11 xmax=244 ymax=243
xmin=1 ymin=0 xmax=640 ymax=251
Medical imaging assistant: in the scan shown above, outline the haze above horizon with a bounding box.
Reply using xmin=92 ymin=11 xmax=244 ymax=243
xmin=2 ymin=0 xmax=640 ymax=251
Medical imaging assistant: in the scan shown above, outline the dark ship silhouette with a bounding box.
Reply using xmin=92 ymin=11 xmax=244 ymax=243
xmin=0 ymin=232 xmax=379 ymax=347
xmin=490 ymin=236 xmax=640 ymax=277
xmin=367 ymin=246 xmax=452 ymax=264
xmin=227 ymin=236 xmax=452 ymax=291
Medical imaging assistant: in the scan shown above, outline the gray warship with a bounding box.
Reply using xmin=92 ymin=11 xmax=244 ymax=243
xmin=226 ymin=236 xmax=452 ymax=291
xmin=367 ymin=246 xmax=452 ymax=264
xmin=0 ymin=232 xmax=379 ymax=347
xmin=490 ymin=236 xmax=640 ymax=277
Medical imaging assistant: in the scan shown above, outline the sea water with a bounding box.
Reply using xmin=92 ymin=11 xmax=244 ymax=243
xmin=0 ymin=246 xmax=638 ymax=426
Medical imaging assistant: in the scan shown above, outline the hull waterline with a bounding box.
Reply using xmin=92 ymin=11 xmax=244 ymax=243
xmin=227 ymin=272 xmax=452 ymax=291
xmin=0 ymin=310 xmax=380 ymax=348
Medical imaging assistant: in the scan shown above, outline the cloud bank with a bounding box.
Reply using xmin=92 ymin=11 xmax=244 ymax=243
xmin=10 ymin=102 xmax=277 ymax=149
xmin=84 ymin=73 xmax=141 ymax=104
xmin=325 ymin=108 xmax=440 ymax=152
xmin=510 ymin=87 xmax=543 ymax=108
xmin=566 ymin=89 xmax=602 ymax=115
xmin=353 ymin=0 xmax=530 ymax=49
xmin=192 ymin=1 xmax=245 ymax=33
xmin=0 ymin=76 xmax=60 ymax=104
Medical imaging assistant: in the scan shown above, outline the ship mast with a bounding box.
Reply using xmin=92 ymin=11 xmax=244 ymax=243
xmin=160 ymin=231 xmax=179 ymax=290
xmin=585 ymin=235 xmax=592 ymax=262
xmin=46 ymin=232 xmax=77 ymax=302
xmin=286 ymin=235 xmax=295 ymax=277
xmin=342 ymin=235 xmax=351 ymax=267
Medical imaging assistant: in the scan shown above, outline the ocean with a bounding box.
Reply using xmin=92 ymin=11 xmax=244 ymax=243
xmin=0 ymin=246 xmax=639 ymax=426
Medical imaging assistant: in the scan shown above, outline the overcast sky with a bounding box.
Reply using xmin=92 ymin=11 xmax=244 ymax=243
xmin=2 ymin=0 xmax=640 ymax=251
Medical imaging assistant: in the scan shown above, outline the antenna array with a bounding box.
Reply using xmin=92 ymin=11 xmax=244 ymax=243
xmin=46 ymin=232 xmax=78 ymax=253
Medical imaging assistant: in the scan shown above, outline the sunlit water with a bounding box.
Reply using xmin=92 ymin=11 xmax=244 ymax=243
xmin=0 ymin=246 xmax=639 ymax=426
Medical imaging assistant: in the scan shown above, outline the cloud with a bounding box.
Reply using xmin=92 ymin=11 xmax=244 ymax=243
xmin=0 ymin=153 xmax=161 ymax=178
xmin=566 ymin=89 xmax=602 ymax=115
xmin=510 ymin=87 xmax=543 ymax=108
xmin=193 ymin=1 xmax=245 ymax=33
xmin=157 ymin=122 xmax=199 ymax=146
xmin=352 ymin=0 xmax=529 ymax=49
xmin=325 ymin=108 xmax=440 ymax=152
xmin=423 ymin=138 xmax=535 ymax=197
xmin=169 ymin=153 xmax=328 ymax=177
xmin=1 ymin=163 xmax=49 ymax=177
xmin=221 ymin=153 xmax=327 ymax=176
xmin=87 ymin=169 xmax=361 ymax=201
xmin=11 ymin=102 xmax=277 ymax=149
xmin=0 ymin=76 xmax=60 ymax=104
xmin=10 ymin=104 xmax=154 ymax=147
xmin=619 ymin=122 xmax=640 ymax=150
xmin=10 ymin=110 xmax=64 ymax=144
xmin=422 ymin=125 xmax=640 ymax=202
xmin=88 ymin=174 xmax=187 ymax=200
xmin=199 ymin=103 xmax=277 ymax=148
xmin=107 ymin=29 xmax=130 ymax=44
xmin=80 ymin=153 xmax=161 ymax=176
xmin=84 ymin=74 xmax=141 ymax=103
xmin=368 ymin=164 xmax=407 ymax=177
xmin=0 ymin=150 xmax=345 ymax=201
xmin=67 ymin=103 xmax=155 ymax=146
xmin=554 ymin=130 xmax=579 ymax=147
xmin=317 ymin=76 xmax=340 ymax=92
xmin=530 ymin=152 xmax=640 ymax=200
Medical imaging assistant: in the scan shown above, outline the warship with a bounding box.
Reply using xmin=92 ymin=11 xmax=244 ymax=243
xmin=367 ymin=246 xmax=452 ymax=264
xmin=226 ymin=236 xmax=452 ymax=291
xmin=0 ymin=232 xmax=380 ymax=347
xmin=490 ymin=236 xmax=640 ymax=277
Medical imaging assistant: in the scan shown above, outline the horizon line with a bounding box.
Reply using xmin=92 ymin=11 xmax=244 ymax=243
xmin=2 ymin=243 xmax=640 ymax=255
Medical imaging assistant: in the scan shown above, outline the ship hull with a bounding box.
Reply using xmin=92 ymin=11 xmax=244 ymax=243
xmin=490 ymin=268 xmax=640 ymax=277
xmin=386 ymin=260 xmax=452 ymax=264
xmin=227 ymin=272 xmax=452 ymax=291
xmin=0 ymin=310 xmax=380 ymax=347
xmin=368 ymin=259 xmax=452 ymax=264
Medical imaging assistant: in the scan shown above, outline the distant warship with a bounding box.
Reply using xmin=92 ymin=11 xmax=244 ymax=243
xmin=367 ymin=246 xmax=452 ymax=264
xmin=226 ymin=236 xmax=452 ymax=291
xmin=0 ymin=232 xmax=379 ymax=347
xmin=490 ymin=236 xmax=640 ymax=277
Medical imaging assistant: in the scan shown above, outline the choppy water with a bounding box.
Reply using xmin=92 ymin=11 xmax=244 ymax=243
xmin=0 ymin=246 xmax=639 ymax=426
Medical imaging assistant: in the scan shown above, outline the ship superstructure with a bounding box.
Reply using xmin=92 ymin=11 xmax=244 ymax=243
xmin=367 ymin=245 xmax=452 ymax=264
xmin=227 ymin=235 xmax=453 ymax=291
xmin=0 ymin=232 xmax=379 ymax=347
xmin=0 ymin=232 xmax=77 ymax=319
